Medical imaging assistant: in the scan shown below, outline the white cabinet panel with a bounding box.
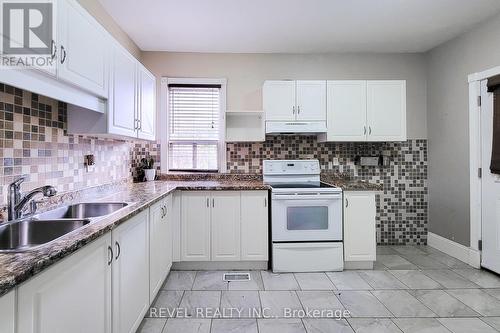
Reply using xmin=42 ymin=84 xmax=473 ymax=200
xmin=263 ymin=81 xmax=295 ymax=121
xmin=181 ymin=192 xmax=211 ymax=261
xmin=0 ymin=291 xmax=15 ymax=333
xmin=367 ymin=80 xmax=406 ymax=141
xmin=344 ymin=192 xmax=376 ymax=262
xmin=58 ymin=0 xmax=108 ymax=97
xmin=112 ymin=210 xmax=149 ymax=333
xmin=326 ymin=81 xmax=367 ymax=141
xmin=108 ymin=44 xmax=137 ymax=137
xmin=211 ymin=191 xmax=241 ymax=261
xmin=149 ymin=196 xmax=172 ymax=301
xmin=18 ymin=234 xmax=112 ymax=333
xmin=241 ymin=191 xmax=269 ymax=261
xmin=296 ymin=80 xmax=326 ymax=121
xmin=172 ymin=191 xmax=182 ymax=262
xmin=137 ymin=65 xmax=156 ymax=141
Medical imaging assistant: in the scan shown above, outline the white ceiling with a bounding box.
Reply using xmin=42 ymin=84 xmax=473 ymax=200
xmin=98 ymin=0 xmax=500 ymax=53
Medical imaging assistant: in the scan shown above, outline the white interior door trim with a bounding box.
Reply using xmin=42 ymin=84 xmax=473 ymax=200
xmin=468 ymin=65 xmax=500 ymax=269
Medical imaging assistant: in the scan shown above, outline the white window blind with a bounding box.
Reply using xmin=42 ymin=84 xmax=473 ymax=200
xmin=168 ymin=84 xmax=221 ymax=171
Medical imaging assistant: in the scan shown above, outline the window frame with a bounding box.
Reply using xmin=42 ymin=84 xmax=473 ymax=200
xmin=160 ymin=77 xmax=227 ymax=173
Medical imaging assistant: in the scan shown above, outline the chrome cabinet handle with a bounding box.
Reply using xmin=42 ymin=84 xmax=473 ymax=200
xmin=212 ymin=198 xmax=215 ymax=208
xmin=297 ymin=106 xmax=300 ymax=114
xmin=264 ymin=197 xmax=267 ymax=207
xmin=364 ymin=126 xmax=367 ymax=135
xmin=292 ymin=106 xmax=295 ymax=114
xmin=369 ymin=126 xmax=372 ymax=135
xmin=345 ymin=198 xmax=349 ymax=207
xmin=161 ymin=206 xmax=165 ymax=218
xmin=51 ymin=40 xmax=57 ymax=60
xmin=60 ymin=45 xmax=66 ymax=64
xmin=206 ymin=198 xmax=209 ymax=207
xmin=107 ymin=245 xmax=113 ymax=265
xmin=137 ymin=119 xmax=142 ymax=130
xmin=115 ymin=241 xmax=121 ymax=260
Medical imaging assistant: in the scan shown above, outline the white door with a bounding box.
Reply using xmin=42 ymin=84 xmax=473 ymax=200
xmin=296 ymin=80 xmax=327 ymax=121
xmin=481 ymin=80 xmax=500 ymax=273
xmin=366 ymin=80 xmax=406 ymax=141
xmin=112 ymin=210 xmax=150 ymax=333
xmin=241 ymin=191 xmax=269 ymax=261
xmin=137 ymin=65 xmax=156 ymax=140
xmin=263 ymin=81 xmax=296 ymax=121
xmin=343 ymin=192 xmax=376 ymax=261
xmin=326 ymin=81 xmax=367 ymax=141
xmin=149 ymin=197 xmax=171 ymax=301
xmin=108 ymin=44 xmax=137 ymax=137
xmin=0 ymin=291 xmax=14 ymax=333
xmin=17 ymin=234 xmax=112 ymax=333
xmin=181 ymin=192 xmax=211 ymax=261
xmin=211 ymin=191 xmax=241 ymax=261
xmin=57 ymin=0 xmax=108 ymax=97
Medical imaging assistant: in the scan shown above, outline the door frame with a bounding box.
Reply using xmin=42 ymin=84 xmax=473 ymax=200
xmin=468 ymin=65 xmax=500 ymax=268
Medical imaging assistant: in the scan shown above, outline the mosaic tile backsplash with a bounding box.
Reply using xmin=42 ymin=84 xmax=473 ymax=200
xmin=227 ymin=137 xmax=428 ymax=245
xmin=0 ymin=85 xmax=160 ymax=206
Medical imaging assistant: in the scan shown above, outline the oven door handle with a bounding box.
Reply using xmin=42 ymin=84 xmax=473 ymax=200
xmin=272 ymin=193 xmax=342 ymax=200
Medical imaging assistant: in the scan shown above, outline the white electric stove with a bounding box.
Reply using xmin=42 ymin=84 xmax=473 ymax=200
xmin=263 ymin=160 xmax=344 ymax=272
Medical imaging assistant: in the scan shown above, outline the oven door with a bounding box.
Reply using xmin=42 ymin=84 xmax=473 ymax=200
xmin=271 ymin=192 xmax=343 ymax=242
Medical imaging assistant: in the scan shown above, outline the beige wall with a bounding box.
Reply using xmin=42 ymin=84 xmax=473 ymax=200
xmin=427 ymin=13 xmax=500 ymax=246
xmin=77 ymin=0 xmax=141 ymax=59
xmin=142 ymin=52 xmax=428 ymax=139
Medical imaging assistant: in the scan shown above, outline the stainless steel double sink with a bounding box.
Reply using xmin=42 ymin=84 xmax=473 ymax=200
xmin=0 ymin=202 xmax=129 ymax=252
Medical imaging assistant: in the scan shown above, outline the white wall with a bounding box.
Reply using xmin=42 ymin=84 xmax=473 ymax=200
xmin=142 ymin=52 xmax=427 ymax=139
xmin=427 ymin=13 xmax=500 ymax=246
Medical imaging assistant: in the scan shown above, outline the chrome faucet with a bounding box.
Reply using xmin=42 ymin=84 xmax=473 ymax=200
xmin=7 ymin=176 xmax=57 ymax=221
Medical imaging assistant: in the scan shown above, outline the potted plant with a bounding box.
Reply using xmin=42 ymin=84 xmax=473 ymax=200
xmin=140 ymin=157 xmax=156 ymax=181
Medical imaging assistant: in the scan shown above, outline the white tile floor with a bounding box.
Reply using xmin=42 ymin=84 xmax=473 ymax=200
xmin=137 ymin=246 xmax=500 ymax=332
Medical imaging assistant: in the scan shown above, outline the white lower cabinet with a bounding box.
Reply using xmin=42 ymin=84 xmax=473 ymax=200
xmin=0 ymin=291 xmax=16 ymax=333
xmin=211 ymin=191 xmax=241 ymax=261
xmin=17 ymin=234 xmax=112 ymax=333
xmin=241 ymin=191 xmax=269 ymax=260
xmin=181 ymin=192 xmax=211 ymax=261
xmin=181 ymin=190 xmax=269 ymax=262
xmin=112 ymin=210 xmax=150 ymax=333
xmin=343 ymin=191 xmax=376 ymax=262
xmin=149 ymin=195 xmax=172 ymax=300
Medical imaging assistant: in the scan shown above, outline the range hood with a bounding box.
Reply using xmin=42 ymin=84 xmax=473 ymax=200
xmin=265 ymin=121 xmax=327 ymax=134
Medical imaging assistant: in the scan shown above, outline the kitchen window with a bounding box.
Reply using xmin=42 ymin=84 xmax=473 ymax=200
xmin=166 ymin=80 xmax=226 ymax=172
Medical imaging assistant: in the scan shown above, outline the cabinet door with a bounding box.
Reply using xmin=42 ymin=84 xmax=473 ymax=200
xmin=0 ymin=291 xmax=15 ymax=333
xmin=112 ymin=210 xmax=149 ymax=333
xmin=137 ymin=65 xmax=156 ymax=141
xmin=57 ymin=0 xmax=108 ymax=97
xmin=172 ymin=191 xmax=182 ymax=262
xmin=181 ymin=192 xmax=211 ymax=261
xmin=18 ymin=234 xmax=112 ymax=333
xmin=149 ymin=197 xmax=171 ymax=301
xmin=367 ymin=80 xmax=406 ymax=141
xmin=108 ymin=44 xmax=137 ymax=137
xmin=326 ymin=81 xmax=367 ymax=141
xmin=296 ymin=80 xmax=326 ymax=121
xmin=211 ymin=191 xmax=241 ymax=261
xmin=263 ymin=80 xmax=296 ymax=121
xmin=344 ymin=192 xmax=376 ymax=262
xmin=241 ymin=191 xmax=269 ymax=261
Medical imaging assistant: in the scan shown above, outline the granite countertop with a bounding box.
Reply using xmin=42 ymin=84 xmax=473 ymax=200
xmin=0 ymin=178 xmax=269 ymax=297
xmin=321 ymin=173 xmax=383 ymax=192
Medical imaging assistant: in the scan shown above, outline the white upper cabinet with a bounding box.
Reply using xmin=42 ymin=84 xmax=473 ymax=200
xmin=325 ymin=81 xmax=367 ymax=141
xmin=108 ymin=44 xmax=137 ymax=137
xmin=263 ymin=81 xmax=296 ymax=121
xmin=320 ymin=80 xmax=406 ymax=142
xmin=367 ymin=80 xmax=406 ymax=141
xmin=296 ymin=80 xmax=326 ymax=121
xmin=264 ymin=80 xmax=326 ymax=122
xmin=137 ymin=65 xmax=157 ymax=140
xmin=57 ymin=0 xmax=108 ymax=98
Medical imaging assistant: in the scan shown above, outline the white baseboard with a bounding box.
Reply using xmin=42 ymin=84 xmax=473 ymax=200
xmin=427 ymin=232 xmax=480 ymax=268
